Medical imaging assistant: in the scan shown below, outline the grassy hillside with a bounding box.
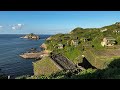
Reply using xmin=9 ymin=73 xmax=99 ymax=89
xmin=20 ymin=58 xmax=120 ymax=79
xmin=33 ymin=56 xmax=61 ymax=76
xmin=44 ymin=22 xmax=120 ymax=69
xmin=16 ymin=22 xmax=120 ymax=79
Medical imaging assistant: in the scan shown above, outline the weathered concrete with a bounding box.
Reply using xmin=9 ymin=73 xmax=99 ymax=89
xmin=50 ymin=53 xmax=77 ymax=70
xmin=19 ymin=52 xmax=49 ymax=59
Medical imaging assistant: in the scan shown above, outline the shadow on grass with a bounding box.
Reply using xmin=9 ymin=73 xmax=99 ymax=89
xmin=78 ymin=57 xmax=97 ymax=69
xmin=0 ymin=74 xmax=8 ymax=79
xmin=14 ymin=57 xmax=120 ymax=79
xmin=49 ymin=58 xmax=120 ymax=79
xmin=71 ymin=58 xmax=120 ymax=79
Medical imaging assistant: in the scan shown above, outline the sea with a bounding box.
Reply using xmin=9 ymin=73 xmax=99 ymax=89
xmin=0 ymin=34 xmax=51 ymax=79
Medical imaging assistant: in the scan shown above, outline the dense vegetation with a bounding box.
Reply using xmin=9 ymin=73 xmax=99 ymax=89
xmin=44 ymin=22 xmax=120 ymax=67
xmin=17 ymin=58 xmax=120 ymax=79
xmin=16 ymin=22 xmax=120 ymax=79
xmin=0 ymin=74 xmax=8 ymax=79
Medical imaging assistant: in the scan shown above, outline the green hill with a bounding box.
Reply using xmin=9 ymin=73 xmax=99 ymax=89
xmin=44 ymin=22 xmax=120 ymax=68
xmin=17 ymin=22 xmax=120 ymax=79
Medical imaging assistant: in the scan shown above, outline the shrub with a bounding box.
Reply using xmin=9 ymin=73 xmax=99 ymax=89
xmin=108 ymin=59 xmax=120 ymax=68
xmin=15 ymin=75 xmax=31 ymax=79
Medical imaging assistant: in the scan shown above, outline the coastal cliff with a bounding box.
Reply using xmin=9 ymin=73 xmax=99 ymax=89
xmin=40 ymin=43 xmax=47 ymax=50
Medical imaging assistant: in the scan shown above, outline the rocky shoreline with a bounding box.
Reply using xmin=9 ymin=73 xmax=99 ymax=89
xmin=19 ymin=42 xmax=51 ymax=60
xmin=19 ymin=34 xmax=53 ymax=60
xmin=40 ymin=43 xmax=47 ymax=50
xmin=20 ymin=52 xmax=48 ymax=59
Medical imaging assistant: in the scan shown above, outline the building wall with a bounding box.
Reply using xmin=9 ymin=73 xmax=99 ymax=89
xmin=101 ymin=38 xmax=115 ymax=47
xmin=101 ymin=41 xmax=106 ymax=47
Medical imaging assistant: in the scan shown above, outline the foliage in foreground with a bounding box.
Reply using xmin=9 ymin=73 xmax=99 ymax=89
xmin=16 ymin=58 xmax=120 ymax=79
xmin=0 ymin=75 xmax=8 ymax=79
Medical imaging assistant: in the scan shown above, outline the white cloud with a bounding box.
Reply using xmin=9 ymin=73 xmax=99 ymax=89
xmin=0 ymin=26 xmax=3 ymax=28
xmin=0 ymin=26 xmax=3 ymax=30
xmin=11 ymin=24 xmax=24 ymax=30
xmin=18 ymin=24 xmax=22 ymax=26
xmin=0 ymin=24 xmax=24 ymax=30
xmin=12 ymin=26 xmax=16 ymax=30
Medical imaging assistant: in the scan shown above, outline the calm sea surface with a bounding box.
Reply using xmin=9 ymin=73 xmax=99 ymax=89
xmin=0 ymin=34 xmax=51 ymax=78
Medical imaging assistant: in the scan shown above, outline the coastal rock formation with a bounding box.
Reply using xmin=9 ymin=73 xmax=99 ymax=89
xmin=19 ymin=50 xmax=51 ymax=59
xmin=20 ymin=52 xmax=43 ymax=59
xmin=20 ymin=33 xmax=40 ymax=40
xmin=46 ymin=36 xmax=52 ymax=41
xmin=40 ymin=43 xmax=47 ymax=50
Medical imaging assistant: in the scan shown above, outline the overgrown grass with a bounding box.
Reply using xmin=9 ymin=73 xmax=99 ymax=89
xmin=33 ymin=56 xmax=61 ymax=76
xmin=63 ymin=46 xmax=81 ymax=63
xmin=39 ymin=58 xmax=120 ymax=79
xmin=16 ymin=58 xmax=120 ymax=79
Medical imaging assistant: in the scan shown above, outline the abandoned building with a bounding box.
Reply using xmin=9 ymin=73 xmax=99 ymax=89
xmin=33 ymin=53 xmax=77 ymax=76
xmin=58 ymin=44 xmax=64 ymax=49
xmin=64 ymin=36 xmax=70 ymax=40
xmin=100 ymin=28 xmax=107 ymax=32
xmin=113 ymin=30 xmax=120 ymax=33
xmin=115 ymin=22 xmax=120 ymax=26
xmin=71 ymin=40 xmax=79 ymax=46
xmin=80 ymin=37 xmax=91 ymax=42
xmin=101 ymin=37 xmax=116 ymax=47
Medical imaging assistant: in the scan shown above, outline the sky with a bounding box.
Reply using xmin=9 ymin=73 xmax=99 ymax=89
xmin=0 ymin=11 xmax=120 ymax=34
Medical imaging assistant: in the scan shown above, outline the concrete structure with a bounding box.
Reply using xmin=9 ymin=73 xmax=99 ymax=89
xmin=33 ymin=53 xmax=77 ymax=76
xmin=58 ymin=44 xmax=64 ymax=49
xmin=115 ymin=22 xmax=120 ymax=26
xmin=100 ymin=28 xmax=107 ymax=32
xmin=101 ymin=37 xmax=116 ymax=47
xmin=71 ymin=40 xmax=79 ymax=46
xmin=113 ymin=30 xmax=120 ymax=33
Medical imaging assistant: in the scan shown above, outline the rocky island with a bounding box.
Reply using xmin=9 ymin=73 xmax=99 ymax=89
xmin=20 ymin=33 xmax=40 ymax=40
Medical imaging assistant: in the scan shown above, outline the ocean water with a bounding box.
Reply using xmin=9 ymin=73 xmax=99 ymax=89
xmin=0 ymin=34 xmax=51 ymax=78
